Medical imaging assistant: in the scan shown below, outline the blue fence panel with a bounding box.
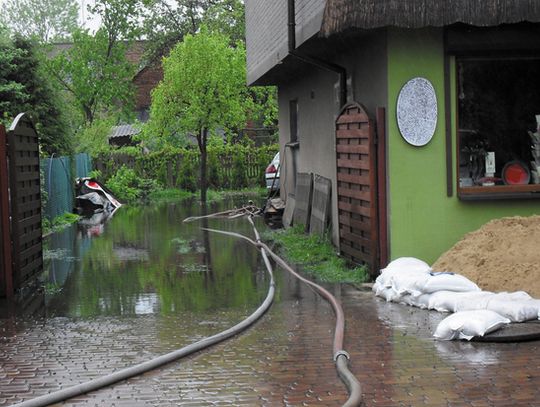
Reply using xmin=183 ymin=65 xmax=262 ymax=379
xmin=42 ymin=156 xmax=74 ymax=220
xmin=42 ymin=154 xmax=93 ymax=220
xmin=75 ymin=153 xmax=92 ymax=179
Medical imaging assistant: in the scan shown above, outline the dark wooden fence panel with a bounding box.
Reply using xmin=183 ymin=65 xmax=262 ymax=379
xmin=7 ymin=114 xmax=43 ymax=290
xmin=0 ymin=125 xmax=13 ymax=297
xmin=336 ymin=103 xmax=379 ymax=275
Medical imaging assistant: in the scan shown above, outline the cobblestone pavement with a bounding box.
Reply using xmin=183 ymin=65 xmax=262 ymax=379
xmin=1 ymin=273 xmax=540 ymax=406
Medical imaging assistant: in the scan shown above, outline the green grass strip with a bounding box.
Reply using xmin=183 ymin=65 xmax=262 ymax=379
xmin=264 ymin=225 xmax=368 ymax=284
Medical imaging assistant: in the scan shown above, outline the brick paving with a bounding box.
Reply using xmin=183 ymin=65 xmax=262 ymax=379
xmin=1 ymin=272 xmax=540 ymax=406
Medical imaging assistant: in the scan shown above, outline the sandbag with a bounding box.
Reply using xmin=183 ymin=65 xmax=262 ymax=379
xmin=414 ymin=293 xmax=432 ymax=309
xmin=390 ymin=272 xmax=430 ymax=297
xmin=429 ymin=291 xmax=493 ymax=313
xmin=486 ymin=298 xmax=539 ymax=322
xmin=377 ymin=257 xmax=431 ymax=288
xmin=377 ymin=287 xmax=401 ymax=302
xmin=422 ymin=272 xmax=480 ymax=294
xmin=433 ymin=310 xmax=510 ymax=341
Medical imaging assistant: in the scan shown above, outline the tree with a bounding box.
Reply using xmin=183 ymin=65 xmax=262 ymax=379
xmin=47 ymin=28 xmax=136 ymax=125
xmin=146 ymin=29 xmax=248 ymax=202
xmin=0 ymin=0 xmax=79 ymax=43
xmin=141 ymin=0 xmax=244 ymax=62
xmin=46 ymin=0 xmax=143 ymax=125
xmin=0 ymin=34 xmax=72 ymax=155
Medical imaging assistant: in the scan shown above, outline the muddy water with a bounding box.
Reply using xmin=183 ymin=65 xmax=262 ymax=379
xmin=43 ymin=196 xmax=270 ymax=318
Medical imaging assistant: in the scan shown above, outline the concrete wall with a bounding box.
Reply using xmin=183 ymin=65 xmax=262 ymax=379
xmin=245 ymin=0 xmax=325 ymax=84
xmin=277 ymin=31 xmax=388 ymax=245
xmin=386 ymin=28 xmax=540 ymax=264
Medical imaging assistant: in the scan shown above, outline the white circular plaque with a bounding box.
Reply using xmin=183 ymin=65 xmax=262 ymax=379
xmin=396 ymin=77 xmax=438 ymax=146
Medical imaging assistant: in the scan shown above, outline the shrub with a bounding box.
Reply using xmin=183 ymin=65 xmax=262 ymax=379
xmin=106 ymin=165 xmax=161 ymax=203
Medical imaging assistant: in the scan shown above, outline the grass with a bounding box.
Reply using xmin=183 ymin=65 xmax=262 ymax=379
xmin=42 ymin=212 xmax=81 ymax=236
xmin=264 ymin=225 xmax=368 ymax=284
xmin=148 ymin=187 xmax=267 ymax=203
xmin=148 ymin=188 xmax=195 ymax=201
xmin=206 ymin=187 xmax=267 ymax=202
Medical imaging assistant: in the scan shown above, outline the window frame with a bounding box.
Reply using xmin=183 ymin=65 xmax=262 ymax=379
xmin=445 ymin=24 xmax=540 ymax=200
xmin=450 ymin=50 xmax=540 ymax=200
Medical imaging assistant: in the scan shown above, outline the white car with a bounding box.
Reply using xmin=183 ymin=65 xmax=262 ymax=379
xmin=265 ymin=152 xmax=280 ymax=191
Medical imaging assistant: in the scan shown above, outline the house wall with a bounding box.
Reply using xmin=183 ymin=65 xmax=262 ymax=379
xmin=386 ymin=28 xmax=540 ymax=264
xmin=278 ymin=32 xmax=388 ymax=245
xmin=245 ymin=0 xmax=325 ymax=85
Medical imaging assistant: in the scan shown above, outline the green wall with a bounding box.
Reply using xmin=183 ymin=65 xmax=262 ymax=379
xmin=386 ymin=28 xmax=540 ymax=264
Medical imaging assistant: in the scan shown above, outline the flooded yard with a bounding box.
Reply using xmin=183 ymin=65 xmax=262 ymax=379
xmin=1 ymin=196 xmax=540 ymax=406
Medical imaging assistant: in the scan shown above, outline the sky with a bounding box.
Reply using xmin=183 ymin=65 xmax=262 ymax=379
xmin=0 ymin=0 xmax=102 ymax=33
xmin=79 ymin=0 xmax=102 ymax=32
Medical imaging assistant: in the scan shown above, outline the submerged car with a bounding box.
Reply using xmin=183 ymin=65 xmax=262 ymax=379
xmin=265 ymin=152 xmax=280 ymax=191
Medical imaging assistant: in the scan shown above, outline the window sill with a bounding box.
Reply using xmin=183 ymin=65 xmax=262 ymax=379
xmin=459 ymin=184 xmax=540 ymax=200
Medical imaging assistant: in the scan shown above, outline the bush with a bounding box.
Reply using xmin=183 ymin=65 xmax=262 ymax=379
xmin=106 ymin=165 xmax=161 ymax=203
xmin=93 ymin=143 xmax=278 ymax=191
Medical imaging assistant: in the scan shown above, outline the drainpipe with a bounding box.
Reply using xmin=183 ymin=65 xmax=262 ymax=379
xmin=287 ymin=0 xmax=347 ymax=108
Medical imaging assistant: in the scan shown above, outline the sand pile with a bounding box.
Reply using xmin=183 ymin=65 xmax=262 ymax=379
xmin=432 ymin=215 xmax=540 ymax=298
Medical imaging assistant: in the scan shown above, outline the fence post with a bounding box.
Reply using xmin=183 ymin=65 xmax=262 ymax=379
xmin=0 ymin=124 xmax=13 ymax=298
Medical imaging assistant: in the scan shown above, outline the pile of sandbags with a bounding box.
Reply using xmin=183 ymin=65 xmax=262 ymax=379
xmin=373 ymin=257 xmax=540 ymax=340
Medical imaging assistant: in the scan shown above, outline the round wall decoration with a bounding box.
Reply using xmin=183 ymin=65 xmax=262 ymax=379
xmin=396 ymin=77 xmax=438 ymax=147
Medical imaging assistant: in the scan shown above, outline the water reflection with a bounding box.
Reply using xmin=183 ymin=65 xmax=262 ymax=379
xmin=42 ymin=196 xmax=269 ymax=318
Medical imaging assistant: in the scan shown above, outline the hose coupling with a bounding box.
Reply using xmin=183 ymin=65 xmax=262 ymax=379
xmin=334 ymin=350 xmax=350 ymax=361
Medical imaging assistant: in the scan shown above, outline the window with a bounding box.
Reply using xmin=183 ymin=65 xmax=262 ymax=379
xmin=289 ymin=99 xmax=298 ymax=143
xmin=457 ymin=56 xmax=540 ymax=198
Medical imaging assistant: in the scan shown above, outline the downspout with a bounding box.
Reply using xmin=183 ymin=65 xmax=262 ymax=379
xmin=287 ymin=0 xmax=347 ymax=108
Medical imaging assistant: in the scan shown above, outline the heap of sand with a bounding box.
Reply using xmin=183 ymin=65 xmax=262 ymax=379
xmin=432 ymin=215 xmax=540 ymax=298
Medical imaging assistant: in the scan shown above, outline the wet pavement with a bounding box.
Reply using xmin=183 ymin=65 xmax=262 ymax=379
xmin=1 ymin=197 xmax=540 ymax=406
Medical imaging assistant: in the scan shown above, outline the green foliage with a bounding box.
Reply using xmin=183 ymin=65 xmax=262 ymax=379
xmin=141 ymin=0 xmax=244 ymax=62
xmin=148 ymin=188 xmax=194 ymax=201
xmin=146 ymin=28 xmax=247 ymax=141
xmin=248 ymin=86 xmax=278 ymax=128
xmin=146 ymin=27 xmax=250 ymax=202
xmin=106 ymin=165 xmax=161 ymax=203
xmin=88 ymin=169 xmax=102 ymax=179
xmin=177 ymin=149 xmax=198 ymax=192
xmin=231 ymin=152 xmax=248 ymax=189
xmin=0 ymin=35 xmax=72 ymax=155
xmin=94 ymin=143 xmax=278 ymax=191
xmin=0 ymin=0 xmax=79 ymax=43
xmin=43 ymin=212 xmax=81 ymax=235
xmin=266 ymin=226 xmax=369 ymax=284
xmin=74 ymin=116 xmax=116 ymax=155
xmin=47 ymin=28 xmax=136 ymax=125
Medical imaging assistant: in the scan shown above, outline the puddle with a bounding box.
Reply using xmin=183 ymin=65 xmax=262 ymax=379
xmin=35 ymin=195 xmax=270 ymax=318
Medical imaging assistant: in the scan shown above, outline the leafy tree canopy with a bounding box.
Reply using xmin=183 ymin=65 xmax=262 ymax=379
xmin=145 ymin=28 xmax=248 ymax=201
xmin=141 ymin=0 xmax=244 ymax=62
xmin=46 ymin=0 xmax=144 ymax=126
xmin=0 ymin=35 xmax=72 ymax=155
xmin=0 ymin=0 xmax=79 ymax=43
xmin=47 ymin=28 xmax=136 ymax=125
xmin=146 ymin=28 xmax=247 ymax=142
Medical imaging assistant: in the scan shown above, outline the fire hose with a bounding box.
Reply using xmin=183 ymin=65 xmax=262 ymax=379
xmin=14 ymin=208 xmax=361 ymax=406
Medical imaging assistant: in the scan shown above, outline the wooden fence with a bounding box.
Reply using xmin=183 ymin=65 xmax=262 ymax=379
xmin=94 ymin=148 xmax=275 ymax=189
xmin=0 ymin=114 xmax=43 ymax=298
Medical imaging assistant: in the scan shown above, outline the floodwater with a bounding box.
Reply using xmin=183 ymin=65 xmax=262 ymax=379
xmin=2 ymin=196 xmax=540 ymax=406
xmin=40 ymin=196 xmax=270 ymax=319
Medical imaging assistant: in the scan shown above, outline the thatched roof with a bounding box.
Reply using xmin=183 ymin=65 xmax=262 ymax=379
xmin=320 ymin=0 xmax=540 ymax=36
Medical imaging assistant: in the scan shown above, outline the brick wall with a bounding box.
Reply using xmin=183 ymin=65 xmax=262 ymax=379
xmin=133 ymin=64 xmax=163 ymax=111
xmin=245 ymin=0 xmax=325 ymax=85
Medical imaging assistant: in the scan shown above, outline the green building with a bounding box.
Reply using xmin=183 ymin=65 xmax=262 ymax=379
xmin=246 ymin=0 xmax=540 ymax=274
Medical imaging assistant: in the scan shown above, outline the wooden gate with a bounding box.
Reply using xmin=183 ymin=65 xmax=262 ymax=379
xmin=2 ymin=114 xmax=43 ymax=296
xmin=336 ymin=103 xmax=379 ymax=274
